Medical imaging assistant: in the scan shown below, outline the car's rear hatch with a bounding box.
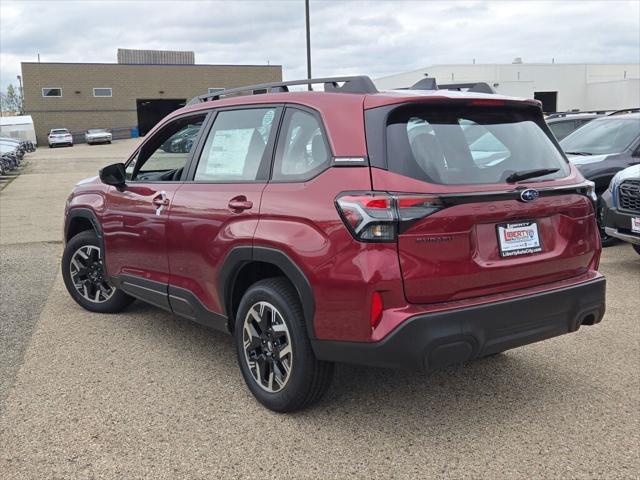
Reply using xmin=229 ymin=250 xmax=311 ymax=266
xmin=364 ymin=98 xmax=600 ymax=304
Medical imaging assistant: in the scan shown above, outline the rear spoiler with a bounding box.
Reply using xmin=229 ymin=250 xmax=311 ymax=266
xmin=398 ymin=78 xmax=496 ymax=94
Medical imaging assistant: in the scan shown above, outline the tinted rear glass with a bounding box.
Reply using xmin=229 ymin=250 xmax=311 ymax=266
xmin=386 ymin=105 xmax=569 ymax=185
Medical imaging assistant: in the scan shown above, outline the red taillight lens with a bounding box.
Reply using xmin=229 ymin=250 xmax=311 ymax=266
xmin=336 ymin=192 xmax=443 ymax=242
xmin=370 ymin=291 xmax=383 ymax=329
xmin=335 ymin=193 xmax=396 ymax=242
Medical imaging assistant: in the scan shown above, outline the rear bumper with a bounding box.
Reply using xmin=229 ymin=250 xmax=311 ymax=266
xmin=312 ymin=275 xmax=606 ymax=371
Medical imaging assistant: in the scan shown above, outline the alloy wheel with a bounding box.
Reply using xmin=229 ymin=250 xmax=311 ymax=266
xmin=69 ymin=245 xmax=115 ymax=303
xmin=242 ymin=301 xmax=293 ymax=393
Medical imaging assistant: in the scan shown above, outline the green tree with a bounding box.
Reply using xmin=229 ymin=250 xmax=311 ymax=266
xmin=2 ymin=84 xmax=22 ymax=113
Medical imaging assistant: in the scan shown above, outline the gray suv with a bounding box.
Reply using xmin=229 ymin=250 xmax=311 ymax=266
xmin=560 ymin=112 xmax=640 ymax=245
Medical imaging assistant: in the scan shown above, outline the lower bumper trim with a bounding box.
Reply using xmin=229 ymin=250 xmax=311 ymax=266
xmin=604 ymin=227 xmax=640 ymax=245
xmin=312 ymin=276 xmax=606 ymax=371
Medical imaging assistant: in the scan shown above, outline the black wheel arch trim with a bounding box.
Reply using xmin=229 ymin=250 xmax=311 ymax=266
xmin=65 ymin=207 xmax=103 ymax=242
xmin=220 ymin=246 xmax=316 ymax=339
xmin=64 ymin=207 xmax=109 ymax=280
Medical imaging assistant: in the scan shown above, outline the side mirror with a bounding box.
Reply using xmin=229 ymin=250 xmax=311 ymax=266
xmin=99 ymin=162 xmax=126 ymax=189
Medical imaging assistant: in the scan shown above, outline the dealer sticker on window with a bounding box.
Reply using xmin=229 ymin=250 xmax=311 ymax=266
xmin=632 ymin=217 xmax=640 ymax=234
xmin=497 ymin=221 xmax=542 ymax=257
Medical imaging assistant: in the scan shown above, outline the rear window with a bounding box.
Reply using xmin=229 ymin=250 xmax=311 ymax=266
xmin=51 ymin=129 xmax=69 ymax=134
xmin=386 ymin=105 xmax=570 ymax=185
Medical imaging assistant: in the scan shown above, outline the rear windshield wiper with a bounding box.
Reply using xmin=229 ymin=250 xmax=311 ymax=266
xmin=506 ymin=168 xmax=560 ymax=183
xmin=564 ymin=151 xmax=592 ymax=156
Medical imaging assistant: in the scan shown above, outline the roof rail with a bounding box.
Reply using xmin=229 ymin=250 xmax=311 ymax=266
xmin=546 ymin=110 xmax=614 ymax=119
xmin=187 ymin=75 xmax=378 ymax=105
xmin=607 ymin=107 xmax=640 ymax=116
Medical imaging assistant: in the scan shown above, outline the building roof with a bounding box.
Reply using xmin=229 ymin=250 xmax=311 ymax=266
xmin=20 ymin=61 xmax=281 ymax=68
xmin=0 ymin=115 xmax=34 ymax=126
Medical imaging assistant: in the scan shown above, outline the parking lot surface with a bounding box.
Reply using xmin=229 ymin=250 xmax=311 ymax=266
xmin=1 ymin=141 xmax=638 ymax=479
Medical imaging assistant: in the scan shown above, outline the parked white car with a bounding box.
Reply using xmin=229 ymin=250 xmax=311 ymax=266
xmin=84 ymin=128 xmax=112 ymax=145
xmin=48 ymin=128 xmax=73 ymax=148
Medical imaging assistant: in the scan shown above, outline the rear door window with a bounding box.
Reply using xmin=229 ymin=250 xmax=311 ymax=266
xmin=386 ymin=105 xmax=569 ymax=185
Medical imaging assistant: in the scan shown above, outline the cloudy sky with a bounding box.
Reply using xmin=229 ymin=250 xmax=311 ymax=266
xmin=1 ymin=0 xmax=638 ymax=90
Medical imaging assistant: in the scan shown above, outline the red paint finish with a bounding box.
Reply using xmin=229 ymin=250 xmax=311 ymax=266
xmin=166 ymin=182 xmax=266 ymax=313
xmin=102 ymin=182 xmax=182 ymax=284
xmin=397 ymin=195 xmax=598 ymax=304
xmin=255 ymin=167 xmax=401 ymax=341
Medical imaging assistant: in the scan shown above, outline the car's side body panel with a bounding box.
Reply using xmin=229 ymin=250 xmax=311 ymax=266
xmin=166 ymin=182 xmax=266 ymax=315
xmin=255 ymin=167 xmax=383 ymax=341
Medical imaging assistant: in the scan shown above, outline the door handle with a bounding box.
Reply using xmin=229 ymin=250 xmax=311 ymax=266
xmin=152 ymin=191 xmax=169 ymax=215
xmin=228 ymin=196 xmax=253 ymax=212
xmin=152 ymin=195 xmax=169 ymax=206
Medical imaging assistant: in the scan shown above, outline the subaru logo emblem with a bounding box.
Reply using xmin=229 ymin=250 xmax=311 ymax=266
xmin=520 ymin=189 xmax=540 ymax=202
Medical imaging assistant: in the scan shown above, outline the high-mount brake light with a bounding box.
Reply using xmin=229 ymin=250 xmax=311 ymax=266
xmin=335 ymin=192 xmax=444 ymax=242
xmin=469 ymin=99 xmax=506 ymax=107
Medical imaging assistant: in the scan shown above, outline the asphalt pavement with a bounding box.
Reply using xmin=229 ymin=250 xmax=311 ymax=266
xmin=0 ymin=140 xmax=638 ymax=479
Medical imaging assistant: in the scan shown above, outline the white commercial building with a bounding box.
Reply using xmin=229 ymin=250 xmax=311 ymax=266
xmin=375 ymin=62 xmax=639 ymax=113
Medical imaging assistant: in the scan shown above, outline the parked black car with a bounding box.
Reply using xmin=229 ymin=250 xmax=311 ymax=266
xmin=560 ymin=111 xmax=640 ymax=245
xmin=601 ymin=165 xmax=640 ymax=254
xmin=160 ymin=125 xmax=200 ymax=153
xmin=546 ymin=112 xmax=605 ymax=140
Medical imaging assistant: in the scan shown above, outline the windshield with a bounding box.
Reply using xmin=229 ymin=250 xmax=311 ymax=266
xmin=560 ymin=117 xmax=640 ymax=155
xmin=87 ymin=129 xmax=106 ymax=134
xmin=51 ymin=129 xmax=69 ymax=134
xmin=386 ymin=105 xmax=569 ymax=185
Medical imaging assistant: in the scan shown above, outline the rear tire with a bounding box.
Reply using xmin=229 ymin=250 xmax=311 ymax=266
xmin=62 ymin=230 xmax=134 ymax=313
xmin=235 ymin=278 xmax=333 ymax=412
xmin=633 ymin=244 xmax=640 ymax=255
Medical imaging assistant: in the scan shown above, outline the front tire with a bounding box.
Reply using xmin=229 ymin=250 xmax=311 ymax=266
xmin=235 ymin=278 xmax=333 ymax=412
xmin=633 ymin=244 xmax=640 ymax=255
xmin=62 ymin=230 xmax=134 ymax=313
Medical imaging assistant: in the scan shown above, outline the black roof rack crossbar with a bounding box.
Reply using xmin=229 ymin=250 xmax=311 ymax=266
xmin=187 ymin=75 xmax=378 ymax=105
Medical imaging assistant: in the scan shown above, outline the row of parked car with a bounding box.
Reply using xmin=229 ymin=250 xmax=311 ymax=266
xmin=0 ymin=136 xmax=35 ymax=176
xmin=47 ymin=128 xmax=113 ymax=147
xmin=544 ymin=108 xmax=640 ymax=249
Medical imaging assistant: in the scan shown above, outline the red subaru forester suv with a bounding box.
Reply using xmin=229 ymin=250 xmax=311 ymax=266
xmin=62 ymin=76 xmax=606 ymax=412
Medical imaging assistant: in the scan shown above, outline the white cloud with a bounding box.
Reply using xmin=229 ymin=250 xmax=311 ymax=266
xmin=0 ymin=0 xmax=638 ymax=90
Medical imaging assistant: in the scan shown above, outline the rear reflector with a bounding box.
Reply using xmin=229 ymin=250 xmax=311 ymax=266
xmin=370 ymin=291 xmax=383 ymax=329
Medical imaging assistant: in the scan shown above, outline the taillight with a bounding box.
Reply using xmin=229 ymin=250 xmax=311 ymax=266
xmin=335 ymin=193 xmax=396 ymax=241
xmin=335 ymin=192 xmax=443 ymax=242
